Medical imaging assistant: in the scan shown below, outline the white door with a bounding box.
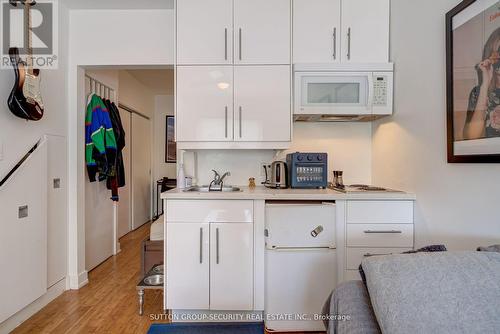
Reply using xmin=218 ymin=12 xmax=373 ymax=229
xmin=176 ymin=66 xmax=234 ymax=142
xmin=210 ymin=223 xmax=253 ymax=310
xmin=265 ymin=249 xmax=337 ymax=332
xmin=234 ymin=0 xmax=291 ymax=64
xmin=131 ymin=113 xmax=152 ymax=229
xmin=341 ymin=0 xmax=390 ymax=63
xmin=177 ymin=0 xmax=233 ymax=65
xmin=234 ymin=65 xmax=291 ymax=142
xmin=293 ymin=0 xmax=341 ymax=63
xmin=166 ymin=223 xmax=210 ymax=310
xmin=117 ymin=108 xmax=131 ymax=238
xmin=0 ymin=140 xmax=47 ymax=323
xmin=265 ymin=203 xmax=336 ymax=249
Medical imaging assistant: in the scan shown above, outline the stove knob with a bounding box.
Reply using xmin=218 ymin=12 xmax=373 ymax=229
xmin=317 ymin=155 xmax=323 ymax=161
xmin=297 ymin=155 xmax=304 ymax=161
xmin=307 ymin=155 xmax=313 ymax=161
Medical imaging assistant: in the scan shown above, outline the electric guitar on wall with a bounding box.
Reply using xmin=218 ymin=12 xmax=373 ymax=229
xmin=7 ymin=0 xmax=45 ymax=121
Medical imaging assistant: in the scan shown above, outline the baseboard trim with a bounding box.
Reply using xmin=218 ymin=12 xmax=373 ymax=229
xmin=69 ymin=270 xmax=88 ymax=290
xmin=0 ymin=278 xmax=66 ymax=334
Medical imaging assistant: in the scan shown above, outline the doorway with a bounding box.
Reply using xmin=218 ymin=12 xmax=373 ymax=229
xmin=83 ymin=68 xmax=174 ymax=272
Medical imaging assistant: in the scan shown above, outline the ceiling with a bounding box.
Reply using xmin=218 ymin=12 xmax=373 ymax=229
xmin=64 ymin=0 xmax=174 ymax=10
xmin=125 ymin=69 xmax=175 ymax=95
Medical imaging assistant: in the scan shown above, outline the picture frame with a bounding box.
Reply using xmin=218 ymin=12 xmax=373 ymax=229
xmin=446 ymin=0 xmax=500 ymax=163
xmin=165 ymin=116 xmax=176 ymax=163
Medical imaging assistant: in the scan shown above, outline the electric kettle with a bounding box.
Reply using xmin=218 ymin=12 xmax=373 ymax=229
xmin=263 ymin=161 xmax=288 ymax=189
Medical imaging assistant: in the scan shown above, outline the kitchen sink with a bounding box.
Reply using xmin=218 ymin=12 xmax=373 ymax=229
xmin=183 ymin=186 xmax=242 ymax=193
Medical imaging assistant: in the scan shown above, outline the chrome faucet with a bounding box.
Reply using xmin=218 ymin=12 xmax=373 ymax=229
xmin=209 ymin=170 xmax=231 ymax=190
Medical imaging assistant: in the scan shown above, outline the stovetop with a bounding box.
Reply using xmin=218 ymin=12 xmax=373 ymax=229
xmin=329 ymin=184 xmax=403 ymax=193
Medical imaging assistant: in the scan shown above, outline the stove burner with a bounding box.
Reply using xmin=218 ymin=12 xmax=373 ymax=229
xmin=350 ymin=185 xmax=388 ymax=191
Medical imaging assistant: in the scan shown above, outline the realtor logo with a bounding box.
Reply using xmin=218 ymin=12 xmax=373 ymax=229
xmin=0 ymin=0 xmax=58 ymax=69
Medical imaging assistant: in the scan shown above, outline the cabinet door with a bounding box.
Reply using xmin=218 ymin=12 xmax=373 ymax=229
xmin=177 ymin=0 xmax=233 ymax=65
xmin=341 ymin=0 xmax=389 ymax=63
xmin=166 ymin=223 xmax=210 ymax=310
xmin=293 ymin=0 xmax=341 ymax=63
xmin=234 ymin=66 xmax=291 ymax=142
xmin=210 ymin=223 xmax=253 ymax=310
xmin=234 ymin=0 xmax=291 ymax=64
xmin=176 ymin=66 xmax=234 ymax=142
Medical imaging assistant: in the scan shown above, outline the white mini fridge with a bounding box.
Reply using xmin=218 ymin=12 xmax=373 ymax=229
xmin=265 ymin=201 xmax=337 ymax=332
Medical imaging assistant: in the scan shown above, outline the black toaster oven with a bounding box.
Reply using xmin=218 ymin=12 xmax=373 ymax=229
xmin=286 ymin=153 xmax=328 ymax=189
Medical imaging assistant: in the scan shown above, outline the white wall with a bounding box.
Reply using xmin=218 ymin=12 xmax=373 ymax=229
xmin=0 ymin=1 xmax=69 ymax=330
xmin=186 ymin=122 xmax=372 ymax=186
xmin=119 ymin=71 xmax=156 ymax=117
xmin=372 ymin=0 xmax=500 ymax=250
xmin=69 ymin=10 xmax=174 ymax=66
xmin=153 ymin=95 xmax=176 ymax=215
xmin=67 ymin=9 xmax=174 ymax=288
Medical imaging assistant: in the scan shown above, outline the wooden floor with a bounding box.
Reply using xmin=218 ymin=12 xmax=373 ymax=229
xmin=13 ymin=223 xmax=324 ymax=334
xmin=13 ymin=223 xmax=167 ymax=334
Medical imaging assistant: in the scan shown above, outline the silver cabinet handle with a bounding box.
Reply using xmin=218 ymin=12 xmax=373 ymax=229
xmin=239 ymin=28 xmax=242 ymax=61
xmin=364 ymin=253 xmax=391 ymax=258
xmin=239 ymin=106 xmax=242 ymax=138
xmin=224 ymin=106 xmax=228 ymax=138
xmin=216 ymin=227 xmax=220 ymax=264
xmin=363 ymin=230 xmax=402 ymax=234
xmin=347 ymin=27 xmax=351 ymax=60
xmin=224 ymin=28 xmax=228 ymax=61
xmin=199 ymin=227 xmax=203 ymax=263
xmin=333 ymin=27 xmax=337 ymax=60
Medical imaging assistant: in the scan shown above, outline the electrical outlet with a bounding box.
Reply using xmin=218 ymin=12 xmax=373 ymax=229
xmin=18 ymin=205 xmax=28 ymax=219
xmin=53 ymin=178 xmax=61 ymax=189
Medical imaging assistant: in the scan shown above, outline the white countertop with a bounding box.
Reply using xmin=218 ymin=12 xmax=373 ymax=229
xmin=161 ymin=186 xmax=416 ymax=201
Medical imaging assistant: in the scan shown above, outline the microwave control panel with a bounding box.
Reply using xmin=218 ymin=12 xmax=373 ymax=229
xmin=373 ymin=76 xmax=388 ymax=106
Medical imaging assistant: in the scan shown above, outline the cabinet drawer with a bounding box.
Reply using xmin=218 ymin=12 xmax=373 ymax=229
xmin=346 ymin=224 xmax=413 ymax=248
xmin=166 ymin=200 xmax=253 ymax=223
xmin=346 ymin=247 xmax=412 ymax=270
xmin=347 ymin=201 xmax=413 ymax=224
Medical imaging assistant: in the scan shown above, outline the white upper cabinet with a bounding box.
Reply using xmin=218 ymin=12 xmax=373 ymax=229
xmin=293 ymin=0 xmax=341 ymax=64
xmin=234 ymin=66 xmax=291 ymax=142
xmin=341 ymin=0 xmax=390 ymax=63
xmin=177 ymin=0 xmax=233 ymax=65
xmin=176 ymin=66 xmax=234 ymax=142
xmin=293 ymin=0 xmax=390 ymax=64
xmin=233 ymin=0 xmax=291 ymax=65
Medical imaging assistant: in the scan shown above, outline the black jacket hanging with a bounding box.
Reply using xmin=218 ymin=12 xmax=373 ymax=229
xmin=104 ymin=99 xmax=126 ymax=201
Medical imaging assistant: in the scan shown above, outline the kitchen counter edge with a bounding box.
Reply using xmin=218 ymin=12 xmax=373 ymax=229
xmin=160 ymin=187 xmax=416 ymax=201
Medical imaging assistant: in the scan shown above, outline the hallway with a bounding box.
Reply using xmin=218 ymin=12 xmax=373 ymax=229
xmin=13 ymin=223 xmax=167 ymax=334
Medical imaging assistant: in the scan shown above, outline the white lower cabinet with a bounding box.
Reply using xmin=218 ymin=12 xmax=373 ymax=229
xmin=210 ymin=223 xmax=254 ymax=310
xmin=166 ymin=201 xmax=255 ymax=311
xmin=166 ymin=223 xmax=210 ymax=310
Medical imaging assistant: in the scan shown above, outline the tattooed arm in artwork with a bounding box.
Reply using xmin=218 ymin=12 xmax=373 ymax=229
xmin=464 ymin=59 xmax=495 ymax=140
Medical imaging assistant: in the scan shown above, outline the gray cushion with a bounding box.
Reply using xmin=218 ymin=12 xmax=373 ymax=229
xmin=362 ymin=252 xmax=500 ymax=334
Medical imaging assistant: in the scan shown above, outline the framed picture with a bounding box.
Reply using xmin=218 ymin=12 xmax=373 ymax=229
xmin=165 ymin=116 xmax=176 ymax=163
xmin=446 ymin=0 xmax=500 ymax=163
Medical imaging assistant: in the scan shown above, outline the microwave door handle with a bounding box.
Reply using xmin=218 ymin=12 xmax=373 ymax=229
xmin=367 ymin=75 xmax=374 ymax=110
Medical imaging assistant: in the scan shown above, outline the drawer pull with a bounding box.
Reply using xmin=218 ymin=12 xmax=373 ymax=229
xmin=363 ymin=230 xmax=402 ymax=234
xmin=364 ymin=253 xmax=391 ymax=258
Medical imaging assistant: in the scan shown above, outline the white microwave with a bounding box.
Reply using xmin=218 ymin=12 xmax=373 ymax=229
xmin=294 ymin=63 xmax=393 ymax=121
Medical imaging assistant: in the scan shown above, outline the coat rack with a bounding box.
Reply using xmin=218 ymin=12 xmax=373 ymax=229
xmin=85 ymin=74 xmax=116 ymax=102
